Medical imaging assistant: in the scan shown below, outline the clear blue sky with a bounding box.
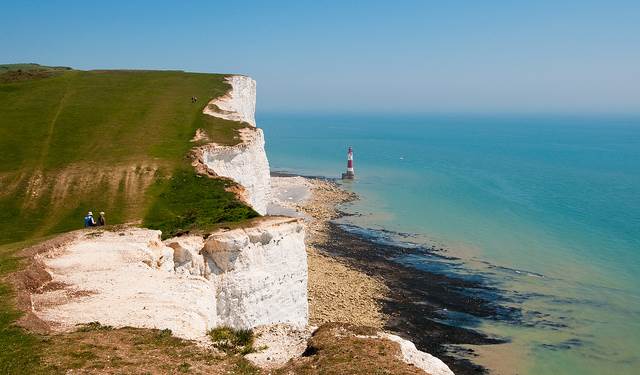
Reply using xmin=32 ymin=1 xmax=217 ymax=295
xmin=2 ymin=0 xmax=639 ymax=114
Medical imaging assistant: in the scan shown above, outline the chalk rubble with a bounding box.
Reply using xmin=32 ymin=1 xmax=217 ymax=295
xmin=380 ymin=332 xmax=455 ymax=375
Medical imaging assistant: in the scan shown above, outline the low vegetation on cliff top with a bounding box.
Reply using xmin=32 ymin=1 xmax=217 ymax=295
xmin=274 ymin=323 xmax=427 ymax=375
xmin=144 ymin=168 xmax=259 ymax=239
xmin=208 ymin=326 xmax=257 ymax=355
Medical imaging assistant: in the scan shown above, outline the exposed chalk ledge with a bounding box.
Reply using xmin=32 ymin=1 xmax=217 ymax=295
xmin=32 ymin=218 xmax=307 ymax=341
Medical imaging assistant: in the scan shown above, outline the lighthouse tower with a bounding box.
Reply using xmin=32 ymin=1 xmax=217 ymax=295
xmin=342 ymin=146 xmax=355 ymax=180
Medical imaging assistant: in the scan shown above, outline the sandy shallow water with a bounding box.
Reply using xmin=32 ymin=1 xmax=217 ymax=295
xmin=269 ymin=174 xmax=525 ymax=375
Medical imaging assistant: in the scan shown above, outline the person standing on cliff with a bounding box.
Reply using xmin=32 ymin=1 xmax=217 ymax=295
xmin=98 ymin=212 xmax=106 ymax=226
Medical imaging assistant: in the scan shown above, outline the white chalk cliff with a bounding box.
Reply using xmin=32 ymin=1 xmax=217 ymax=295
xmin=198 ymin=76 xmax=270 ymax=215
xmin=203 ymin=75 xmax=256 ymax=127
xmin=27 ymin=75 xmax=453 ymax=374
xmin=33 ymin=218 xmax=307 ymax=341
xmin=199 ymin=128 xmax=271 ymax=215
xmin=167 ymin=217 xmax=308 ymax=329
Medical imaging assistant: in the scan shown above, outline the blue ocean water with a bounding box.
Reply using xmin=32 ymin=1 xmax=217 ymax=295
xmin=259 ymin=113 xmax=640 ymax=374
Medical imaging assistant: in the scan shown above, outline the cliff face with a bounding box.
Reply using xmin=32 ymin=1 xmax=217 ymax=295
xmin=198 ymin=76 xmax=271 ymax=214
xmin=208 ymin=218 xmax=307 ymax=328
xmin=32 ymin=218 xmax=307 ymax=340
xmin=199 ymin=128 xmax=271 ymax=215
xmin=167 ymin=217 xmax=308 ymax=329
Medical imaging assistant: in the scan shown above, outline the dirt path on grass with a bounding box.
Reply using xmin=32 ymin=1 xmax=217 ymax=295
xmin=35 ymin=71 xmax=76 ymax=170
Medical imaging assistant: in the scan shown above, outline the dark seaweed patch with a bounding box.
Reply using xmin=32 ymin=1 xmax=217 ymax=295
xmin=539 ymin=338 xmax=584 ymax=351
xmin=318 ymin=221 xmax=516 ymax=374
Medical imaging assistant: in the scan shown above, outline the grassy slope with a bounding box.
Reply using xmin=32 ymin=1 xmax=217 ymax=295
xmin=0 ymin=67 xmax=256 ymax=245
xmin=0 ymin=66 xmax=259 ymax=373
xmin=0 ymin=239 xmax=43 ymax=374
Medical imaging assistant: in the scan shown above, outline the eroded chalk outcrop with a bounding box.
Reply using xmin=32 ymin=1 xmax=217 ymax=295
xmin=380 ymin=332 xmax=455 ymax=375
xmin=166 ymin=217 xmax=308 ymax=329
xmin=32 ymin=218 xmax=307 ymax=341
xmin=31 ymin=228 xmax=218 ymax=340
xmin=272 ymin=323 xmax=455 ymax=374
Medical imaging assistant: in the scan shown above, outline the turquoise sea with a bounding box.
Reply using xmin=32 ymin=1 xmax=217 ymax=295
xmin=259 ymin=113 xmax=640 ymax=375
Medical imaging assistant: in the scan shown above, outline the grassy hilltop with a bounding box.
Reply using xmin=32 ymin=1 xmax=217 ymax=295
xmin=0 ymin=64 xmax=257 ymax=245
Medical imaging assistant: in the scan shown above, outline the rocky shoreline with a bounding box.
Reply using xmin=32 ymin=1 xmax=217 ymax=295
xmin=270 ymin=175 xmax=389 ymax=328
xmin=272 ymin=173 xmax=515 ymax=375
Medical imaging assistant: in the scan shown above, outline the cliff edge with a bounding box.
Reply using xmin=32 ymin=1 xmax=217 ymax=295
xmin=8 ymin=72 xmax=454 ymax=374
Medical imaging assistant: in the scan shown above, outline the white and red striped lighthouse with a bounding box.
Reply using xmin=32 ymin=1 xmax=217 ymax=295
xmin=342 ymin=146 xmax=355 ymax=179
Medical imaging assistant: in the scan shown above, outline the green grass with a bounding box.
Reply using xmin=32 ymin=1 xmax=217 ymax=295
xmin=0 ymin=283 xmax=44 ymax=374
xmin=74 ymin=321 xmax=114 ymax=332
xmin=0 ymin=67 xmax=254 ymax=245
xmin=0 ymin=240 xmax=46 ymax=374
xmin=144 ymin=167 xmax=259 ymax=239
xmin=0 ymin=69 xmax=239 ymax=170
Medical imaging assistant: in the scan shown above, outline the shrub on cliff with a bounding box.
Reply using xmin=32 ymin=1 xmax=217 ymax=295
xmin=143 ymin=168 xmax=259 ymax=239
xmin=208 ymin=326 xmax=256 ymax=355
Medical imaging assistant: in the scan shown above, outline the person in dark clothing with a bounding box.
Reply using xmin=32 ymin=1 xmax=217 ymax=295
xmin=98 ymin=212 xmax=106 ymax=226
xmin=84 ymin=211 xmax=96 ymax=227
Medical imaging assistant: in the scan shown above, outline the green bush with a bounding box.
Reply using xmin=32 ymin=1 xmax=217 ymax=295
xmin=75 ymin=321 xmax=114 ymax=332
xmin=208 ymin=326 xmax=256 ymax=355
xmin=143 ymin=168 xmax=259 ymax=239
